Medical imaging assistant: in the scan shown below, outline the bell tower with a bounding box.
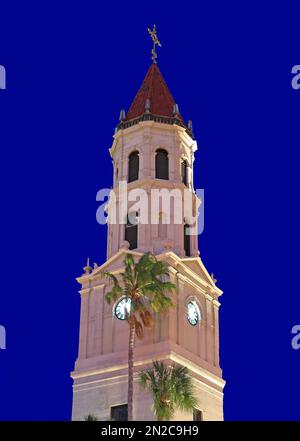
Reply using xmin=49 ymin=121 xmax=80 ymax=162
xmin=71 ymin=36 xmax=224 ymax=421
xmin=107 ymin=61 xmax=199 ymax=260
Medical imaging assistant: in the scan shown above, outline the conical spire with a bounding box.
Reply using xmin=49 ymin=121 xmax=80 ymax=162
xmin=115 ymin=29 xmax=193 ymax=137
xmin=124 ymin=63 xmax=186 ymax=130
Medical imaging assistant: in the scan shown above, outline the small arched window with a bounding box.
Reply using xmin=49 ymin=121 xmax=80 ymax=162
xmin=155 ymin=149 xmax=169 ymax=180
xmin=128 ymin=151 xmax=139 ymax=183
xmin=184 ymin=224 xmax=191 ymax=257
xmin=125 ymin=212 xmax=138 ymax=250
xmin=181 ymin=159 xmax=188 ymax=186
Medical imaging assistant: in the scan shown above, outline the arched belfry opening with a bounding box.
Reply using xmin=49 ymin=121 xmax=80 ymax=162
xmin=181 ymin=159 xmax=188 ymax=186
xmin=125 ymin=212 xmax=138 ymax=250
xmin=184 ymin=223 xmax=191 ymax=257
xmin=155 ymin=149 xmax=169 ymax=180
xmin=128 ymin=151 xmax=139 ymax=183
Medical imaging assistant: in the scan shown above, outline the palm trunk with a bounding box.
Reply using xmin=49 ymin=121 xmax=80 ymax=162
xmin=127 ymin=321 xmax=135 ymax=421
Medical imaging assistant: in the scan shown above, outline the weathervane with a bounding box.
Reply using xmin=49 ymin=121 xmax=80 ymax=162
xmin=147 ymin=25 xmax=162 ymax=64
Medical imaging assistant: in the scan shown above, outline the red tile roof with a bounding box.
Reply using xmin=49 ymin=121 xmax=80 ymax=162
xmin=125 ymin=63 xmax=185 ymax=126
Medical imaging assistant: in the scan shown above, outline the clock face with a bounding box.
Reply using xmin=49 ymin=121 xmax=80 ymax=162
xmin=114 ymin=298 xmax=132 ymax=320
xmin=187 ymin=301 xmax=200 ymax=326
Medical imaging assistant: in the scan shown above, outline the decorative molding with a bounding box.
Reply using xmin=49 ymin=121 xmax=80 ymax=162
xmin=79 ymin=288 xmax=91 ymax=296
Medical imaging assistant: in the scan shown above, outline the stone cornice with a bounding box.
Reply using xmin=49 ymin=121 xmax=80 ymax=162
xmin=76 ymin=250 xmax=223 ymax=303
xmin=72 ymin=341 xmax=224 ymax=391
xmin=160 ymin=252 xmax=223 ymax=298
xmin=79 ymin=288 xmax=91 ymax=296
xmin=110 ymin=120 xmax=196 ymax=157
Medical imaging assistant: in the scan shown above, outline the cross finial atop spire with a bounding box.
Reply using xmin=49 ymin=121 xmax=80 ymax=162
xmin=147 ymin=25 xmax=162 ymax=64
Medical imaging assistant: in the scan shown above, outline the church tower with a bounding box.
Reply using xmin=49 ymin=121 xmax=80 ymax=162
xmin=71 ymin=32 xmax=224 ymax=421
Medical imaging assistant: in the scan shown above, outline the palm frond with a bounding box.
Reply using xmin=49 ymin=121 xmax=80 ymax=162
xmin=132 ymin=315 xmax=144 ymax=339
xmin=105 ymin=286 xmax=123 ymax=304
xmin=83 ymin=414 xmax=99 ymax=421
xmin=139 ymin=310 xmax=153 ymax=328
xmin=138 ymin=361 xmax=198 ymax=421
xmin=102 ymin=271 xmax=120 ymax=287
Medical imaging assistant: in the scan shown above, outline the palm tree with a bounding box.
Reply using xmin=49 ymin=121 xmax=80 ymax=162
xmin=138 ymin=361 xmax=198 ymax=421
xmin=103 ymin=252 xmax=175 ymax=421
